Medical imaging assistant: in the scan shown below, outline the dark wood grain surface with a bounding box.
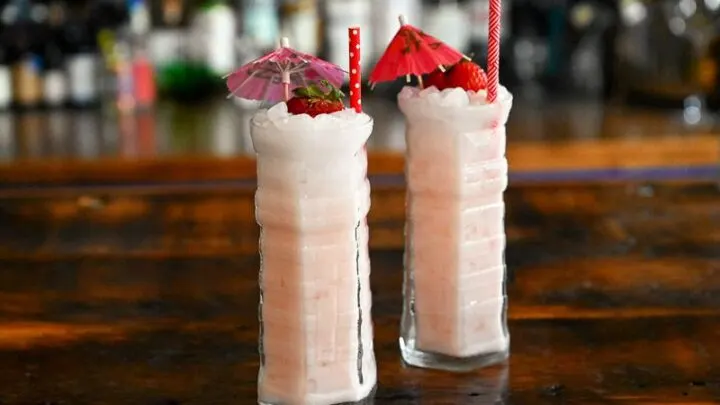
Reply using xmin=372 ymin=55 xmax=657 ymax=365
xmin=1 ymin=182 xmax=719 ymax=404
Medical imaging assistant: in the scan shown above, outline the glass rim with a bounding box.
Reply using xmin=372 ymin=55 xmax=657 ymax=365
xmin=398 ymin=85 xmax=513 ymax=113
xmin=250 ymin=108 xmax=374 ymax=130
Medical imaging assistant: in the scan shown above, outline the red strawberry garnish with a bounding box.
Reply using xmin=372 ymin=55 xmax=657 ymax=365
xmin=424 ymin=68 xmax=447 ymax=90
xmin=286 ymin=80 xmax=345 ymax=117
xmin=446 ymin=60 xmax=487 ymax=92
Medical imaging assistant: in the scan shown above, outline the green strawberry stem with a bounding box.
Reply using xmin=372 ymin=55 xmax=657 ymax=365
xmin=292 ymin=80 xmax=345 ymax=102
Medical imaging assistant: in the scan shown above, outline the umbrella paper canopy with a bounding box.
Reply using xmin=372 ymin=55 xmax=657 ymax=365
xmin=369 ymin=16 xmax=465 ymax=86
xmin=226 ymin=37 xmax=346 ymax=103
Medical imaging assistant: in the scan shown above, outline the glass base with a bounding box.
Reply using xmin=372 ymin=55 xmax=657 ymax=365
xmin=259 ymin=384 xmax=376 ymax=405
xmin=400 ymin=338 xmax=509 ymax=372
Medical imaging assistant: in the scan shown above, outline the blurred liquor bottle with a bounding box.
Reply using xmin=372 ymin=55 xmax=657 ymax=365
xmin=565 ymin=0 xmax=616 ymax=99
xmin=370 ymin=0 xmax=421 ymax=60
xmin=280 ymin=0 xmax=320 ymax=55
xmin=113 ymin=40 xmax=136 ymax=112
xmin=615 ymin=0 xmax=717 ymax=116
xmin=148 ymin=0 xmax=186 ymax=70
xmin=124 ymin=0 xmax=157 ymax=110
xmin=705 ymin=37 xmax=720 ymax=111
xmin=323 ymin=0 xmax=372 ymax=74
xmin=507 ymin=0 xmax=547 ymax=97
xmin=43 ymin=37 xmax=67 ymax=108
xmin=422 ymin=0 xmax=471 ymax=54
xmin=0 ymin=46 xmax=11 ymax=111
xmin=0 ymin=3 xmax=15 ymax=111
xmin=43 ymin=0 xmax=68 ymax=108
xmin=161 ymin=0 xmax=234 ymax=102
xmin=147 ymin=0 xmax=202 ymax=102
xmin=8 ymin=0 xmax=44 ymax=110
xmin=64 ymin=19 xmax=101 ymax=108
xmin=189 ymin=0 xmax=237 ymax=76
xmin=12 ymin=44 xmax=43 ymax=110
xmin=93 ymin=0 xmax=128 ymax=103
xmin=238 ymin=0 xmax=280 ymax=53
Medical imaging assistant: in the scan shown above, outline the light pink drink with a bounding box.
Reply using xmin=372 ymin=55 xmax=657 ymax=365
xmin=251 ymin=104 xmax=376 ymax=404
xmin=398 ymin=85 xmax=512 ymax=371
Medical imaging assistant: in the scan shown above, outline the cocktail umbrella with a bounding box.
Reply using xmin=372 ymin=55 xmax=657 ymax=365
xmin=226 ymin=37 xmax=346 ymax=102
xmin=368 ymin=15 xmax=466 ymax=88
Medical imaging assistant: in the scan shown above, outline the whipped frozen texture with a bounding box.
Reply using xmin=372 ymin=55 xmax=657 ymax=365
xmin=253 ymin=112 xmax=376 ymax=404
xmin=400 ymin=85 xmax=512 ymax=361
xmin=251 ymin=103 xmax=373 ymax=161
xmin=398 ymin=85 xmax=512 ymax=126
xmin=254 ymin=102 xmax=372 ymax=132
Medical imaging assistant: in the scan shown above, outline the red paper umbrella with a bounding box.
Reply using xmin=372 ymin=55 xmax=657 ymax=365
xmin=369 ymin=15 xmax=465 ymax=86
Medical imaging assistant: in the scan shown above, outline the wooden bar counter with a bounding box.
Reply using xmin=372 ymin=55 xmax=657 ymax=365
xmin=0 ymin=99 xmax=718 ymax=404
xmin=0 ymin=181 xmax=718 ymax=404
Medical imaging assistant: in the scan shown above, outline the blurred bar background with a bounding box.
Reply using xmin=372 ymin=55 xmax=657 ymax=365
xmin=0 ymin=0 xmax=718 ymax=183
xmin=1 ymin=5 xmax=720 ymax=402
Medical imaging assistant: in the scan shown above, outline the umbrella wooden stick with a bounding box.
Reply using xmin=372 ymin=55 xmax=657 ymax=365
xmin=280 ymin=37 xmax=291 ymax=101
xmin=283 ymin=72 xmax=290 ymax=101
xmin=398 ymin=15 xmax=426 ymax=89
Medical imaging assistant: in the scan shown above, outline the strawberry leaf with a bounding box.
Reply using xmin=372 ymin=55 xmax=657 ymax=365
xmin=293 ymin=84 xmax=324 ymax=99
xmin=292 ymin=87 xmax=312 ymax=97
xmin=306 ymin=84 xmax=326 ymax=98
xmin=327 ymin=87 xmax=344 ymax=101
xmin=292 ymin=81 xmax=345 ymax=102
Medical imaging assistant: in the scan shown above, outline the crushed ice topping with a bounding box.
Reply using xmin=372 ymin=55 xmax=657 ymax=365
xmin=399 ymin=85 xmax=509 ymax=107
xmin=253 ymin=102 xmax=372 ymax=132
xmin=249 ymin=102 xmax=373 ymax=158
xmin=397 ymin=85 xmax=513 ymax=125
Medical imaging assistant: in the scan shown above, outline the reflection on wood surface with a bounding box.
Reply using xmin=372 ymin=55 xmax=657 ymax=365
xmin=1 ymin=254 xmax=719 ymax=402
xmin=0 ymin=135 xmax=716 ymax=186
xmin=0 ymin=99 xmax=718 ymax=185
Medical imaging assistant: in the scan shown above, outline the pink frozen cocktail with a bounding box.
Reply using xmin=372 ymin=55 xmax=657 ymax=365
xmin=252 ymin=104 xmax=376 ymax=404
xmin=399 ymin=85 xmax=512 ymax=370
xmin=370 ymin=7 xmax=511 ymax=371
xmin=228 ymin=32 xmax=377 ymax=403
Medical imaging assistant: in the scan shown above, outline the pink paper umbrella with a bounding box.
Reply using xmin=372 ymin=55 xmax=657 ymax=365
xmin=226 ymin=37 xmax=346 ymax=103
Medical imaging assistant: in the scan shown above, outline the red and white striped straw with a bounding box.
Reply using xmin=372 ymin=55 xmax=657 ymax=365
xmin=486 ymin=0 xmax=501 ymax=103
xmin=349 ymin=26 xmax=362 ymax=113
